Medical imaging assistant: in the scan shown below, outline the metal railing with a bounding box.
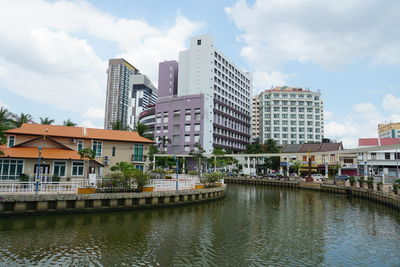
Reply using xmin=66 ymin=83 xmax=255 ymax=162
xmin=148 ymin=179 xmax=196 ymax=191
xmin=0 ymin=182 xmax=78 ymax=193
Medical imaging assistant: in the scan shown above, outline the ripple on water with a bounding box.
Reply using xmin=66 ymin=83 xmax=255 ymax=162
xmin=0 ymin=185 xmax=399 ymax=266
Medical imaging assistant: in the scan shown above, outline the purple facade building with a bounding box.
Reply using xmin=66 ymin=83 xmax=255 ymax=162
xmin=158 ymin=60 xmax=178 ymax=98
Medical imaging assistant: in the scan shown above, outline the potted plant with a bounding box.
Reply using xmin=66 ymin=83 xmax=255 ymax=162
xmin=349 ymin=176 xmax=356 ymax=187
xmin=358 ymin=177 xmax=365 ymax=188
xmin=19 ymin=173 xmax=29 ymax=182
xmin=52 ymin=175 xmax=60 ymax=183
xmin=366 ymin=177 xmax=374 ymax=190
xmin=376 ymin=182 xmax=383 ymax=191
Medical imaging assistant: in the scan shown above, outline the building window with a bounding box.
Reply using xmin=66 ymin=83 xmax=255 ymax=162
xmin=133 ymin=144 xmax=144 ymax=161
xmin=172 ymin=135 xmax=179 ymax=144
xmin=53 ymin=161 xmax=66 ymax=177
xmin=173 ymin=125 xmax=180 ymax=133
xmin=77 ymin=140 xmax=83 ymax=152
xmin=185 ymin=114 xmax=191 ymax=121
xmin=0 ymin=159 xmax=24 ymax=180
xmin=194 ymin=124 xmax=201 ymax=131
xmin=8 ymin=136 xmax=15 ymax=147
xmin=185 ymin=124 xmax=191 ymax=132
xmin=72 ymin=162 xmax=84 ymax=176
xmin=135 ymin=165 xmax=144 ymax=172
xmin=92 ymin=141 xmax=102 ymax=157
xmin=184 ymin=145 xmax=190 ymax=152
xmin=112 ymin=146 xmax=116 ymax=157
xmin=195 ymin=112 xmax=201 ymax=120
xmin=197 ymin=39 xmax=201 ymax=45
xmin=344 ymin=158 xmax=353 ymax=164
xmin=194 ymin=134 xmax=200 ymax=143
xmin=185 ymin=135 xmax=190 ymax=142
xmin=371 ymin=153 xmax=377 ymax=160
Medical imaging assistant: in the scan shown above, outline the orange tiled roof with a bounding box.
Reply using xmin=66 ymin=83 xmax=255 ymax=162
xmin=0 ymin=146 xmax=82 ymax=160
xmin=5 ymin=124 xmax=154 ymax=143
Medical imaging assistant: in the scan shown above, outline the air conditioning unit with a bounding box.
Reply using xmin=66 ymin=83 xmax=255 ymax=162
xmin=70 ymin=138 xmax=77 ymax=143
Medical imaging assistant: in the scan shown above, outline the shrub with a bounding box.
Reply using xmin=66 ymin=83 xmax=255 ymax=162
xmin=188 ymin=170 xmax=198 ymax=175
xmin=152 ymin=168 xmax=165 ymax=174
xmin=165 ymin=175 xmax=172 ymax=179
xmin=366 ymin=177 xmax=374 ymax=184
xmin=19 ymin=173 xmax=29 ymax=182
xmin=96 ymin=172 xmax=134 ymax=193
xmin=133 ymin=171 xmax=150 ymax=192
xmin=52 ymin=175 xmax=60 ymax=182
xmin=349 ymin=176 xmax=356 ymax=183
xmin=201 ymin=172 xmax=226 ymax=187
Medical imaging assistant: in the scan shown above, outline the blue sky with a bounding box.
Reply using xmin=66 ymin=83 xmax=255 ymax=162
xmin=0 ymin=0 xmax=399 ymax=147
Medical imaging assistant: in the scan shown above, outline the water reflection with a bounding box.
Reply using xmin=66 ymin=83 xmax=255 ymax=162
xmin=0 ymin=184 xmax=399 ymax=266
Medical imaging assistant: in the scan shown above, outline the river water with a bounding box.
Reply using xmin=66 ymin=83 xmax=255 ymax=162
xmin=0 ymin=184 xmax=399 ymax=266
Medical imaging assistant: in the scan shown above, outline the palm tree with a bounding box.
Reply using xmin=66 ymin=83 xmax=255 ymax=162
xmin=63 ymin=119 xmax=77 ymax=127
xmin=112 ymin=120 xmax=131 ymax=131
xmin=0 ymin=107 xmax=15 ymax=144
xmin=263 ymin=138 xmax=280 ymax=153
xmin=40 ymin=117 xmax=55 ymax=125
xmin=189 ymin=143 xmax=205 ymax=177
xmin=78 ymin=148 xmax=96 ymax=179
xmin=157 ymin=136 xmax=171 ymax=153
xmin=13 ymin=113 xmax=34 ymax=127
xmin=134 ymin=122 xmax=149 ymax=137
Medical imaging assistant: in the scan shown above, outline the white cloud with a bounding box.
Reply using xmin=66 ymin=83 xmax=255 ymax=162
xmin=252 ymin=70 xmax=289 ymax=94
xmin=325 ymin=93 xmax=400 ymax=148
xmin=0 ymin=0 xmax=202 ymax=123
xmin=382 ymin=94 xmax=400 ymax=112
xmin=80 ymin=120 xmax=102 ymax=129
xmin=0 ymin=99 xmax=8 ymax=109
xmin=82 ymin=107 xmax=105 ymax=120
xmin=226 ymin=0 xmax=400 ymax=75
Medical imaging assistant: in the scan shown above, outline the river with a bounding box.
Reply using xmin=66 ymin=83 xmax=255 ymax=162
xmin=0 ymin=184 xmax=399 ymax=266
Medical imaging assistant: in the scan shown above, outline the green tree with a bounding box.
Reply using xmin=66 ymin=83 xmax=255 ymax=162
xmin=63 ymin=119 xmax=77 ymax=126
xmin=245 ymin=143 xmax=262 ymax=153
xmin=112 ymin=120 xmax=131 ymax=131
xmin=262 ymin=138 xmax=280 ymax=153
xmin=158 ymin=136 xmax=171 ymax=153
xmin=290 ymin=160 xmax=303 ymax=175
xmin=13 ymin=113 xmax=33 ymax=127
xmin=0 ymin=107 xmax=15 ymax=144
xmin=134 ymin=122 xmax=151 ymax=139
xmin=189 ymin=143 xmax=205 ymax=177
xmin=40 ymin=117 xmax=55 ymax=125
xmin=78 ymin=148 xmax=96 ymax=179
xmin=209 ymin=148 xmax=227 ymax=170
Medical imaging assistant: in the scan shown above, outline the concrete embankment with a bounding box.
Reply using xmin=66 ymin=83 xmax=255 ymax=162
xmin=225 ymin=178 xmax=400 ymax=210
xmin=0 ymin=186 xmax=225 ymax=216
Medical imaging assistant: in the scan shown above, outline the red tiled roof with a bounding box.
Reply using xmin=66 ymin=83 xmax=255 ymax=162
xmin=359 ymin=138 xmax=400 ymax=146
xmin=5 ymin=124 xmax=154 ymax=143
xmin=0 ymin=146 xmax=82 ymax=160
xmin=358 ymin=138 xmax=379 ymax=146
xmin=380 ymin=138 xmax=400 ymax=146
xmin=298 ymin=143 xmax=322 ymax=153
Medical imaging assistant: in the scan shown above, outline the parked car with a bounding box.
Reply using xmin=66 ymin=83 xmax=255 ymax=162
xmin=311 ymin=174 xmax=324 ymax=182
xmin=335 ymin=175 xmax=350 ymax=181
xmin=226 ymin=172 xmax=235 ymax=177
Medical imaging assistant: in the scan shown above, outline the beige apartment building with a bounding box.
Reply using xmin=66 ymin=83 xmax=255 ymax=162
xmin=0 ymin=124 xmax=154 ymax=181
xmin=378 ymin=122 xmax=400 ymax=138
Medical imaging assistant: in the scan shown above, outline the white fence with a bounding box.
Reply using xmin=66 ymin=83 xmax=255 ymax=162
xmin=0 ymin=182 xmax=78 ymax=193
xmin=148 ymin=179 xmax=196 ymax=191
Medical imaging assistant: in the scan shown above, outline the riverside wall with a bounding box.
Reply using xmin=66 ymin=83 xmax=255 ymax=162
xmin=225 ymin=178 xmax=400 ymax=210
xmin=0 ymin=186 xmax=225 ymax=216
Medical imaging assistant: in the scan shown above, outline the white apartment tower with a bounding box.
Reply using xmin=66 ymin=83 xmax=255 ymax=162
xmin=260 ymin=86 xmax=324 ymax=145
xmin=178 ymin=34 xmax=252 ymax=153
xmin=252 ymin=94 xmax=261 ymax=142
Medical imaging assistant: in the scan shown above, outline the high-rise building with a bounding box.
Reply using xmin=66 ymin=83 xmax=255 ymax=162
xmin=104 ymin=58 xmax=139 ymax=129
xmin=378 ymin=122 xmax=400 ymax=138
xmin=127 ymin=74 xmax=157 ymax=129
xmin=155 ymin=34 xmax=252 ymax=154
xmin=158 ymin=60 xmax=178 ymax=99
xmin=252 ymin=94 xmax=261 ymax=142
xmin=259 ymin=86 xmax=324 ymax=145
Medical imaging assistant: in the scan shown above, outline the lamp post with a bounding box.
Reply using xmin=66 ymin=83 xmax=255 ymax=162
xmin=174 ymin=155 xmax=179 ymax=190
xmin=36 ymin=146 xmax=42 ymax=193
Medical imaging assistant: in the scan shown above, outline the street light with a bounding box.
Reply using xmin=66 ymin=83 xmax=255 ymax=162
xmin=174 ymin=155 xmax=179 ymax=191
xmin=36 ymin=146 xmax=42 ymax=193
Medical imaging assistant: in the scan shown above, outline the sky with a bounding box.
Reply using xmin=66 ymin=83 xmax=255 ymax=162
xmin=0 ymin=0 xmax=400 ymax=148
